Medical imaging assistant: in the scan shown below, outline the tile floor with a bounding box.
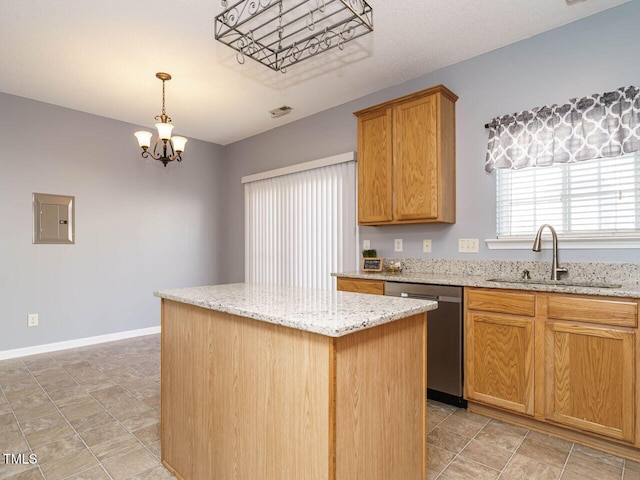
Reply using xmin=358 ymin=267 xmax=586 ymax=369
xmin=1 ymin=333 xmax=638 ymax=480
xmin=427 ymin=401 xmax=640 ymax=480
xmin=0 ymin=335 xmax=174 ymax=480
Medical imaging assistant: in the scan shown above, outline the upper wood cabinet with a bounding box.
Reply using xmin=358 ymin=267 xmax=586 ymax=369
xmin=354 ymin=85 xmax=457 ymax=225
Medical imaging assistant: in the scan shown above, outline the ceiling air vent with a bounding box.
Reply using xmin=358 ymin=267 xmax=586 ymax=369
xmin=566 ymin=0 xmax=587 ymax=4
xmin=270 ymin=106 xmax=293 ymax=118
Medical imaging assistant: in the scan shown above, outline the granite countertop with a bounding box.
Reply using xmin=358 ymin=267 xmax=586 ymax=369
xmin=333 ymin=271 xmax=640 ymax=299
xmin=154 ymin=283 xmax=437 ymax=337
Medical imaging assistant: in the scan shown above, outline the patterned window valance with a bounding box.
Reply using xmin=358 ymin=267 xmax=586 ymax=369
xmin=485 ymin=86 xmax=640 ymax=173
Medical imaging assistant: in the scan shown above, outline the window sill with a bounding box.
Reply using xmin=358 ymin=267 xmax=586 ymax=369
xmin=485 ymin=236 xmax=640 ymax=250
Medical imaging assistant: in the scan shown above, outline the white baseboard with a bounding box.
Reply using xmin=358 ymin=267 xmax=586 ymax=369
xmin=0 ymin=326 xmax=161 ymax=361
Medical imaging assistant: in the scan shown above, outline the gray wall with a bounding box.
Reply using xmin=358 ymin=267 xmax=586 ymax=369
xmin=4 ymin=2 xmax=639 ymax=351
xmin=222 ymin=1 xmax=640 ymax=282
xmin=0 ymin=93 xmax=227 ymax=351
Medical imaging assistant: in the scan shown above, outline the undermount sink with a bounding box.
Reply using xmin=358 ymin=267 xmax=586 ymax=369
xmin=486 ymin=278 xmax=622 ymax=289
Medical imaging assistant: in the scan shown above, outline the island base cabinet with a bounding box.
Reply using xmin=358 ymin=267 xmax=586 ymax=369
xmin=161 ymin=299 xmax=427 ymax=480
xmin=545 ymin=321 xmax=635 ymax=443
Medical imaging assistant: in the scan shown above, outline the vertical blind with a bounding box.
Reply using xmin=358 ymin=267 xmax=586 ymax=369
xmin=496 ymin=153 xmax=640 ymax=237
xmin=244 ymin=155 xmax=357 ymax=290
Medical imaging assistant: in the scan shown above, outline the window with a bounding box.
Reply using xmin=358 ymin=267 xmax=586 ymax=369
xmin=243 ymin=153 xmax=357 ymax=290
xmin=486 ymin=86 xmax=640 ymax=247
xmin=496 ymin=153 xmax=640 ymax=239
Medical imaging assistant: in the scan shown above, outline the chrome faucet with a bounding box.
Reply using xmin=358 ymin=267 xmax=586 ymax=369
xmin=532 ymin=224 xmax=568 ymax=281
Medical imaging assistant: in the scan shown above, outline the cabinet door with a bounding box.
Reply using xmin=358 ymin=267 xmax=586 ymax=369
xmin=466 ymin=312 xmax=534 ymax=415
xmin=394 ymin=94 xmax=439 ymax=221
xmin=545 ymin=322 xmax=635 ymax=442
xmin=357 ymin=109 xmax=393 ymax=224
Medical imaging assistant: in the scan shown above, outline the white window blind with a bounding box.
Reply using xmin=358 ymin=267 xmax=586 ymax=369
xmin=496 ymin=153 xmax=640 ymax=238
xmin=244 ymin=154 xmax=357 ymax=290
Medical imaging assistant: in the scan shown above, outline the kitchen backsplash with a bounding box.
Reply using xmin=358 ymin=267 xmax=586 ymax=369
xmin=382 ymin=258 xmax=640 ymax=285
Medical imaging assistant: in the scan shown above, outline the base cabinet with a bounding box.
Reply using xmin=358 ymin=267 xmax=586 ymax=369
xmin=465 ymin=287 xmax=639 ymax=450
xmin=465 ymin=289 xmax=536 ymax=415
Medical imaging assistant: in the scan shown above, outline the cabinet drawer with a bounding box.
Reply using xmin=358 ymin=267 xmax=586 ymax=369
xmin=337 ymin=278 xmax=385 ymax=295
xmin=466 ymin=288 xmax=535 ymax=317
xmin=547 ymin=295 xmax=638 ymax=327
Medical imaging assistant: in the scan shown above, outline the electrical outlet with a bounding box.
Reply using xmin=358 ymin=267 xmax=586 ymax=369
xmin=423 ymin=239 xmax=432 ymax=253
xmin=394 ymin=238 xmax=403 ymax=252
xmin=363 ymin=240 xmax=371 ymax=250
xmin=458 ymin=238 xmax=479 ymax=253
xmin=27 ymin=313 xmax=38 ymax=327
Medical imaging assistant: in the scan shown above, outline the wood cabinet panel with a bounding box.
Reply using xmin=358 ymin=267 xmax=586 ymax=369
xmin=466 ymin=311 xmax=534 ymax=415
xmin=335 ymin=313 xmax=427 ymax=480
xmin=546 ymin=321 xmax=635 ymax=442
xmin=547 ymin=295 xmax=638 ymax=327
xmin=337 ymin=277 xmax=385 ymax=295
xmin=467 ymin=288 xmax=536 ymax=317
xmin=162 ymin=300 xmax=330 ymax=480
xmin=357 ymin=109 xmax=393 ymax=224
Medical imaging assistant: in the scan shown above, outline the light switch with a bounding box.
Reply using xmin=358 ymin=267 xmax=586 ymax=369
xmin=394 ymin=239 xmax=403 ymax=252
xmin=458 ymin=238 xmax=479 ymax=253
xmin=423 ymin=239 xmax=432 ymax=253
xmin=363 ymin=240 xmax=371 ymax=250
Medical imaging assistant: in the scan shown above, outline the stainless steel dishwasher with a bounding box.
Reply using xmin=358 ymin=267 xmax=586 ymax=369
xmin=385 ymin=282 xmax=466 ymax=408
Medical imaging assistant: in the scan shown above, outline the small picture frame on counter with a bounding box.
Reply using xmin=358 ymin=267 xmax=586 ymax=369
xmin=361 ymin=257 xmax=383 ymax=272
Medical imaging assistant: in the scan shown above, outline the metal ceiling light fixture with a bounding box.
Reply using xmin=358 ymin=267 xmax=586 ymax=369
xmin=215 ymin=0 xmax=373 ymax=73
xmin=134 ymin=73 xmax=187 ymax=167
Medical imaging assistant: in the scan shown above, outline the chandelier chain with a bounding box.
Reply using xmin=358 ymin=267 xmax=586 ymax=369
xmin=161 ymin=79 xmax=166 ymax=116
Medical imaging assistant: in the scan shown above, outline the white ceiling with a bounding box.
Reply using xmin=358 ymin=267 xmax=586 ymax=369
xmin=0 ymin=0 xmax=629 ymax=145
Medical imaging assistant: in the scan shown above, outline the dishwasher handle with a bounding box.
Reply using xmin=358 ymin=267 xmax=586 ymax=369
xmin=400 ymin=292 xmax=460 ymax=303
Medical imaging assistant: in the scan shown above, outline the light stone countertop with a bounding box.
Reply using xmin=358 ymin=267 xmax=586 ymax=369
xmin=333 ymin=271 xmax=640 ymax=299
xmin=154 ymin=283 xmax=437 ymax=337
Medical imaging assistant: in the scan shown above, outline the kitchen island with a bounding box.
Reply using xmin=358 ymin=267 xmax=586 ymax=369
xmin=154 ymin=283 xmax=437 ymax=480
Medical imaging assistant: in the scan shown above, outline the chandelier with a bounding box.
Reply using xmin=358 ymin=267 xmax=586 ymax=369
xmin=134 ymin=73 xmax=187 ymax=167
xmin=215 ymin=0 xmax=373 ymax=73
